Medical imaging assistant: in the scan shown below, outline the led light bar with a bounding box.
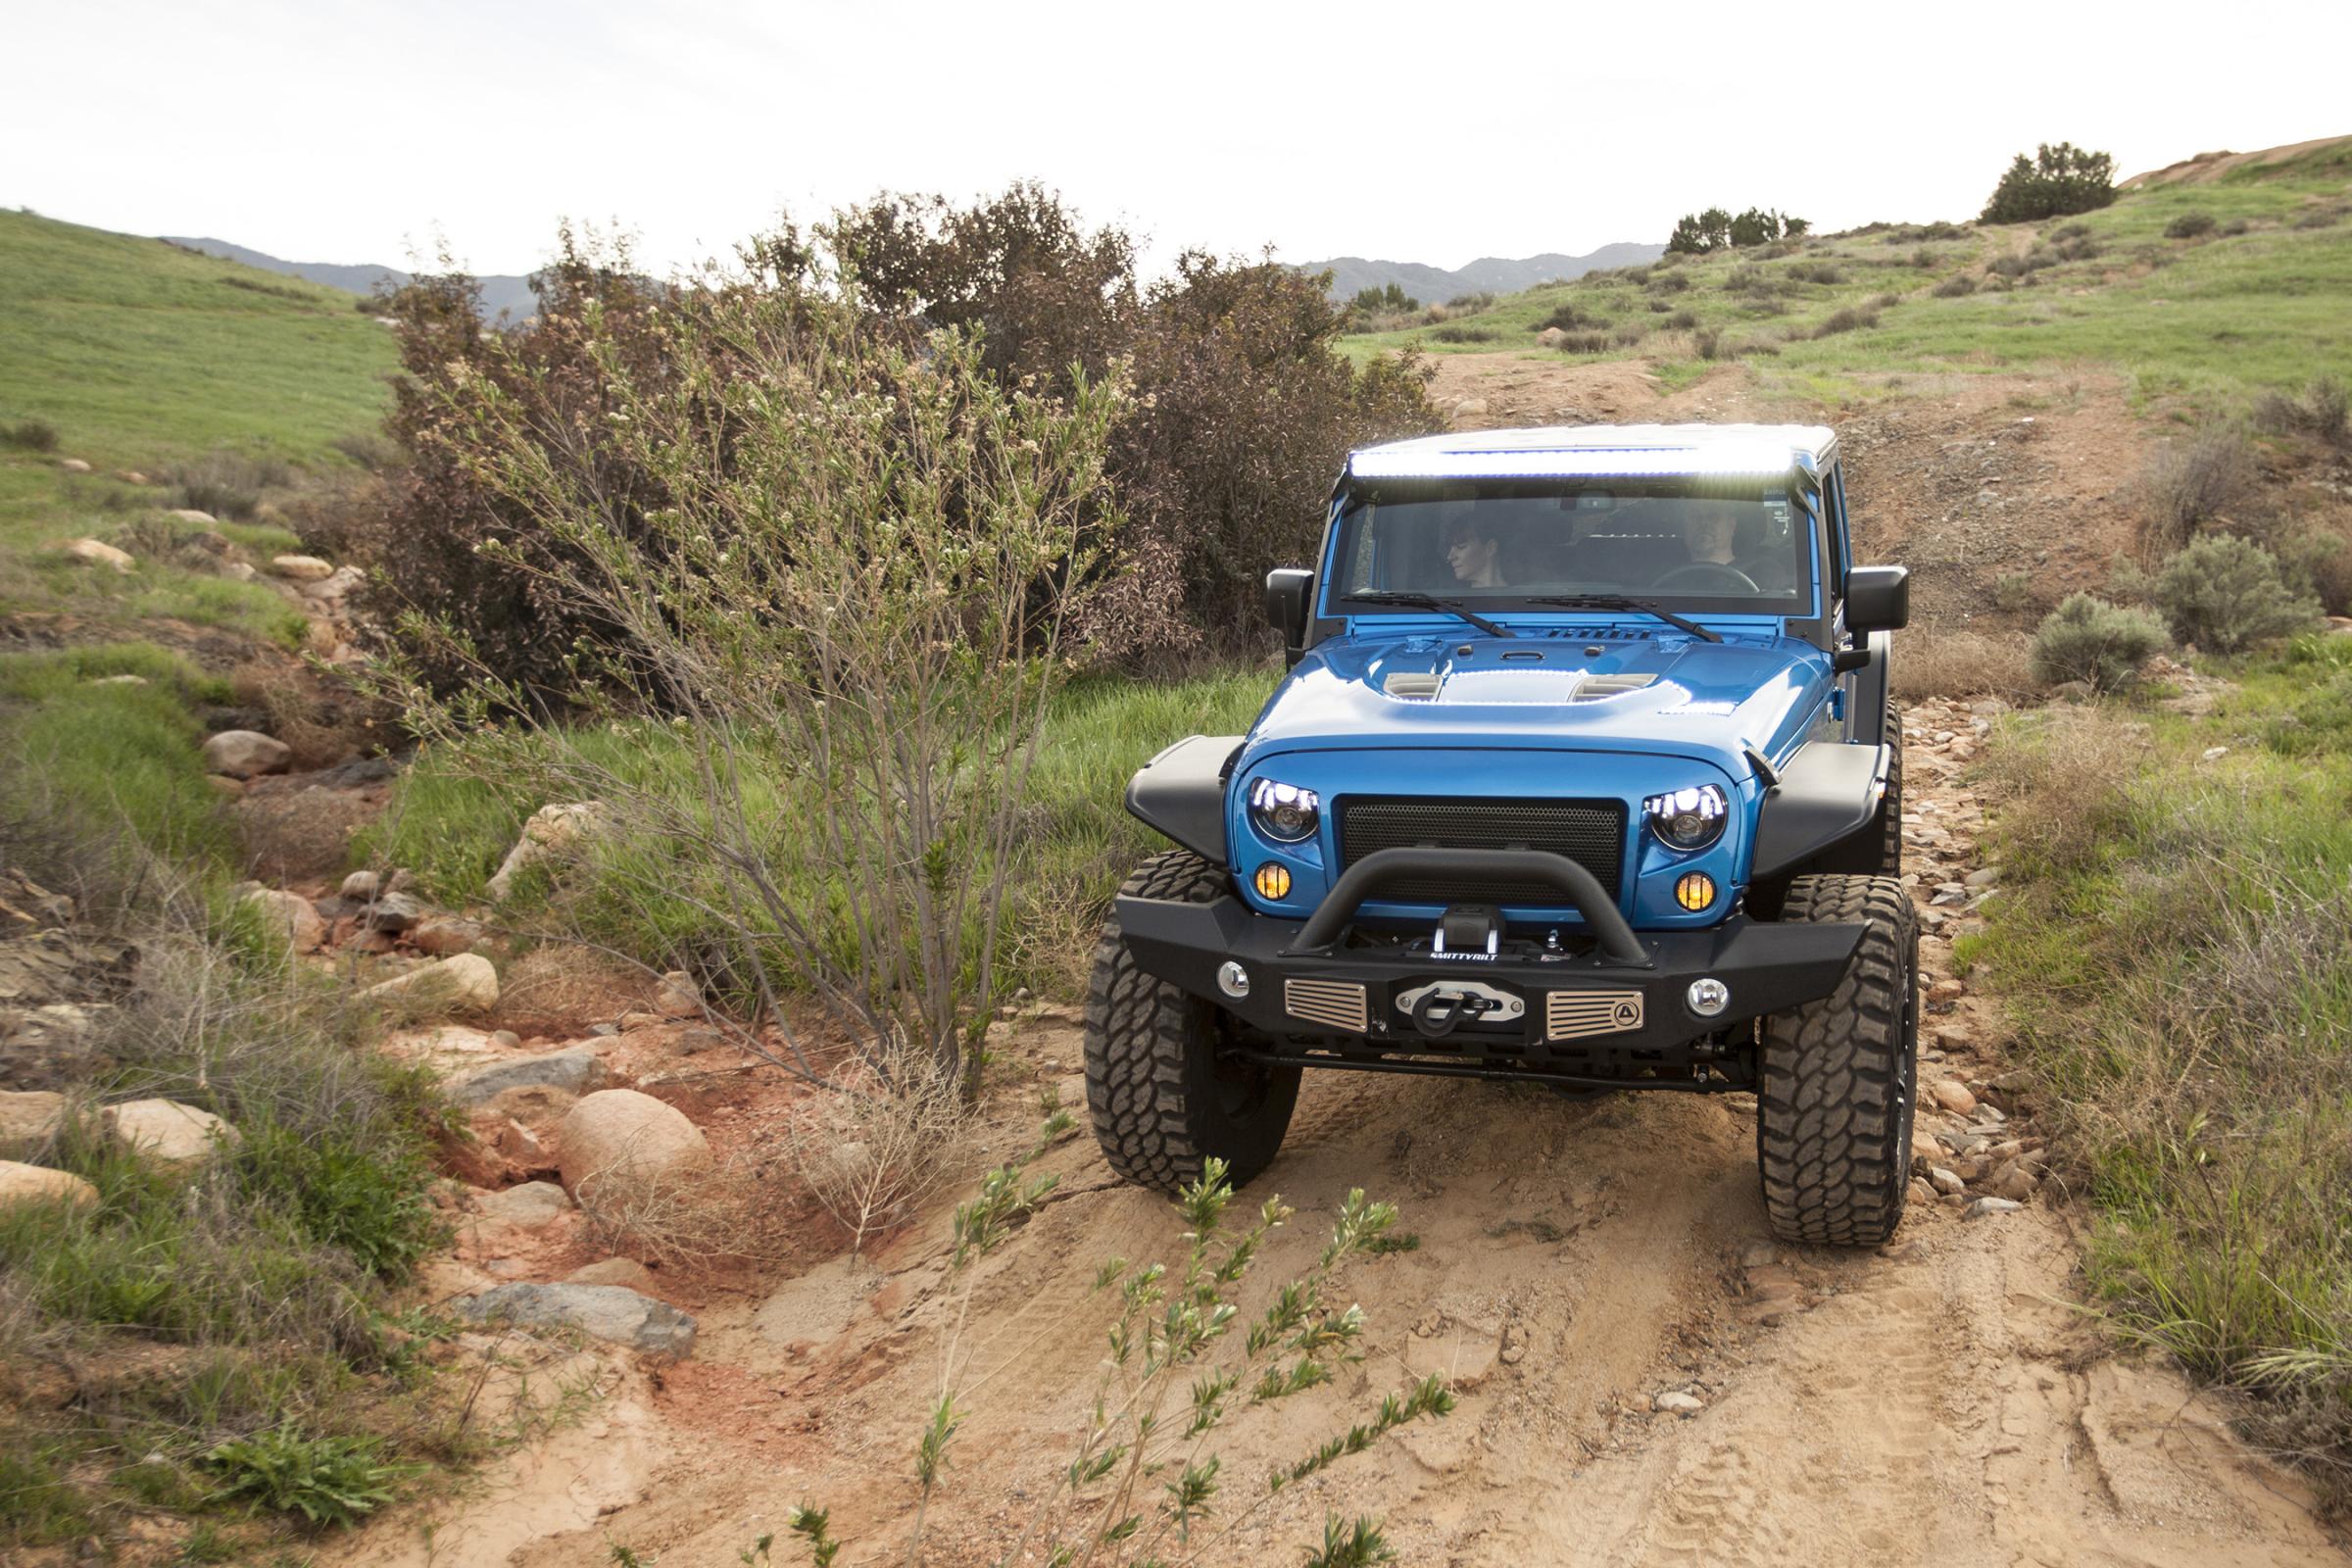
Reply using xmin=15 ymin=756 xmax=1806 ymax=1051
xmin=1348 ymin=444 xmax=1797 ymax=480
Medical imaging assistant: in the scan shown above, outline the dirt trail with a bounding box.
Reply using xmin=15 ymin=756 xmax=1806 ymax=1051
xmin=320 ymin=361 xmax=2344 ymax=1567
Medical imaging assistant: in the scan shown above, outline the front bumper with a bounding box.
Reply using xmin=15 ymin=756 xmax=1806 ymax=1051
xmin=1117 ymin=849 xmax=1863 ymax=1078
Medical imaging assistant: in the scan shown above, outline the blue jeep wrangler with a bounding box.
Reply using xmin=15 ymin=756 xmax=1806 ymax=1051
xmin=1083 ymin=423 xmax=1919 ymax=1246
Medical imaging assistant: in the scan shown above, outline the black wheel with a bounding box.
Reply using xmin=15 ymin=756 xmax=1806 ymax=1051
xmin=1756 ymin=874 xmax=1919 ymax=1247
xmin=1874 ymin=698 xmax=1904 ymax=876
xmin=1083 ymin=850 xmax=1301 ymax=1194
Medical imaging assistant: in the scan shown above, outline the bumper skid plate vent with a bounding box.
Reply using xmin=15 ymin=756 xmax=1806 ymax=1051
xmin=1545 ymin=988 xmax=1644 ymax=1041
xmin=1285 ymin=978 xmax=1369 ymax=1033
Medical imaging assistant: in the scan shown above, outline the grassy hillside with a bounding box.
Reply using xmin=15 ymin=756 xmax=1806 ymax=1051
xmin=0 ymin=210 xmax=398 ymax=639
xmin=1345 ymin=138 xmax=2352 ymax=408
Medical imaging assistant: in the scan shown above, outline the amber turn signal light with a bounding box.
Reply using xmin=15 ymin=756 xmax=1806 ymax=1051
xmin=1253 ymin=862 xmax=1293 ymax=900
xmin=1675 ymin=872 xmax=1717 ymax=911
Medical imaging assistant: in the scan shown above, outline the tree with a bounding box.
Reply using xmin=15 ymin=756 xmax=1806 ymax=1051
xmin=1729 ymin=207 xmax=1784 ymax=247
xmin=1668 ymin=206 xmax=1805 ymax=253
xmin=1981 ymin=142 xmax=2117 ymax=224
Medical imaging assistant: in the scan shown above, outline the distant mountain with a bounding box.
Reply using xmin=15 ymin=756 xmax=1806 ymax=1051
xmin=1299 ymin=243 xmax=1665 ymax=304
xmin=160 ymin=237 xmax=541 ymax=322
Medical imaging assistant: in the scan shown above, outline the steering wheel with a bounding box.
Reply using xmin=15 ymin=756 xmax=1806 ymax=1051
xmin=1652 ymin=562 xmax=1761 ymax=594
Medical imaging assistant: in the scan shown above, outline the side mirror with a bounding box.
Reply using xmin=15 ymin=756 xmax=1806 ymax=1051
xmin=1844 ymin=564 xmax=1910 ymax=634
xmin=1264 ymin=568 xmax=1314 ymax=664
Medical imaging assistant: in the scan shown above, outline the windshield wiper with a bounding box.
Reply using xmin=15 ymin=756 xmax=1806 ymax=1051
xmin=1524 ymin=594 xmax=1723 ymax=643
xmin=1342 ymin=592 xmax=1515 ymax=638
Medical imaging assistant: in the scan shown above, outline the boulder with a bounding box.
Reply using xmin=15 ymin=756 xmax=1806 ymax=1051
xmin=58 ymin=457 xmax=92 ymax=473
xmin=0 ymin=1160 xmax=99 ymax=1213
xmin=453 ymin=1282 xmax=696 ymax=1356
xmin=167 ymin=509 xmax=217 ymax=524
xmin=339 ymin=870 xmax=381 ymax=901
xmin=222 ymin=561 xmax=257 ymax=582
xmin=476 ymin=1180 xmax=572 ymax=1228
xmin=201 ymin=730 xmax=291 ymax=779
xmin=447 ymin=1048 xmax=607 ymax=1109
xmin=303 ymin=565 xmax=366 ymax=601
xmin=0 ymin=1091 xmax=66 ymax=1159
xmin=359 ymin=892 xmax=425 ymax=933
xmin=363 ymin=953 xmax=500 ymax=1016
xmin=239 ymin=888 xmax=324 ymax=953
xmin=565 ymin=1256 xmax=657 ymax=1291
xmin=486 ymin=803 xmax=608 ymax=902
xmin=104 ymin=1099 xmax=239 ymax=1169
xmin=654 ymin=971 xmax=700 ymax=1018
xmin=1536 ymin=326 xmax=1568 ymax=348
xmin=411 ymin=914 xmax=484 ymax=957
xmin=270 ymin=554 xmax=335 ymax=582
xmin=558 ymin=1089 xmax=710 ymax=1198
xmin=66 ymin=538 xmax=133 ymax=573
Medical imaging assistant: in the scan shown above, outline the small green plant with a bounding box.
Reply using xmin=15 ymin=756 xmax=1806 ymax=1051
xmin=201 ymin=1431 xmax=409 ymax=1529
xmin=1 ymin=416 xmax=60 ymax=451
xmin=2151 ymin=534 xmax=2323 ymax=654
xmin=2029 ymin=593 xmax=2169 ymax=692
xmin=2165 ymin=211 xmax=2217 ymax=240
xmin=1994 ymin=571 xmax=2036 ymax=614
xmin=1301 ymin=1515 xmax=1396 ymax=1568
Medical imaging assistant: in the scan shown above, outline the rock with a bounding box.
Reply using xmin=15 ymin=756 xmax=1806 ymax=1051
xmin=486 ymin=803 xmax=608 ymax=903
xmin=672 ymin=1027 xmax=724 ymax=1056
xmin=566 ymin=1256 xmax=657 ymax=1291
xmin=1653 ymin=1391 xmax=1704 ymax=1416
xmin=362 ymin=953 xmax=500 ymax=1016
xmin=617 ymin=1010 xmax=663 ymax=1031
xmin=303 ymin=564 xmax=366 ymax=601
xmin=222 ymin=561 xmax=257 ymax=582
xmin=104 ymin=1099 xmax=239 ymax=1169
xmin=239 ymin=888 xmax=324 ymax=953
xmin=411 ymin=914 xmax=484 ymax=957
xmin=558 ymin=1090 xmax=710 ymax=1198
xmin=66 ymin=537 xmax=134 ymax=573
xmin=201 ymin=730 xmax=291 ymax=779
xmin=58 ymin=457 xmax=92 ymax=473
xmin=1537 ymin=327 xmax=1569 ymax=348
xmin=339 ymin=870 xmax=381 ymax=900
xmin=117 ymin=469 xmax=149 ymax=485
xmin=270 ymin=554 xmax=334 ymax=582
xmin=359 ymin=892 xmax=425 ymax=933
xmin=1451 ymin=397 xmax=1491 ymax=418
xmin=476 ymin=1180 xmax=572 ymax=1228
xmin=453 ymin=1283 xmax=696 ymax=1356
xmin=654 ymin=971 xmax=700 ymax=1018
xmin=0 ymin=1160 xmax=99 ymax=1213
xmin=1985 ymin=1160 xmax=2040 ymax=1202
xmin=0 ymin=1092 xmax=66 ymax=1159
xmin=1963 ymin=1196 xmax=2024 ymax=1220
xmin=479 ymin=1085 xmax=578 ymax=1130
xmin=2050 ymin=680 xmax=2093 ymax=703
xmin=1933 ymin=1025 xmax=1971 ymax=1053
xmin=89 ymin=673 xmax=147 ymax=686
xmin=1927 ymin=978 xmax=1967 ymax=1004
xmin=1930 ymin=1080 xmax=1978 ymax=1115
xmin=1928 ymin=1165 xmax=1966 ymax=1196
xmin=1963 ymin=867 xmax=2000 ymax=889
xmin=167 ymin=509 xmax=217 ymax=524
xmin=446 ymin=1048 xmax=608 ymax=1109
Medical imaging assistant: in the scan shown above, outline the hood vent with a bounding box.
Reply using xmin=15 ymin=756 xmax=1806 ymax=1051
xmin=1382 ymin=670 xmax=1443 ymax=700
xmin=1570 ymin=672 xmax=1660 ymax=702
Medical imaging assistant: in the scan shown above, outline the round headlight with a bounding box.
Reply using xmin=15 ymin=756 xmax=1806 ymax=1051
xmin=1643 ymin=784 xmax=1729 ymax=851
xmin=1248 ymin=778 xmax=1321 ymax=844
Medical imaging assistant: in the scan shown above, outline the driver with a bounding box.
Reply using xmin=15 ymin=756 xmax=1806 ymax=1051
xmin=1682 ymin=503 xmax=1740 ymax=566
xmin=1443 ymin=512 xmax=1509 ymax=589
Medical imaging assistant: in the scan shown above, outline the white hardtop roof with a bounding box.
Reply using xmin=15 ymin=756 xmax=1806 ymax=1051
xmin=1347 ymin=422 xmax=1836 ymax=481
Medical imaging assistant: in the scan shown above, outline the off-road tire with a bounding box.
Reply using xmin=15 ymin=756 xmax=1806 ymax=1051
xmin=1084 ymin=850 xmax=1302 ymax=1194
xmin=1875 ymin=698 xmax=1904 ymax=876
xmin=1756 ymin=873 xmax=1918 ymax=1246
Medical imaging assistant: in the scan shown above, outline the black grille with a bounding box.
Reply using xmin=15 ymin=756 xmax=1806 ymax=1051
xmin=1338 ymin=797 xmax=1627 ymax=905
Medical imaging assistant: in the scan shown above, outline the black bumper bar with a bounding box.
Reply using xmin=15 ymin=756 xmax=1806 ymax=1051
xmin=1287 ymin=847 xmax=1646 ymax=964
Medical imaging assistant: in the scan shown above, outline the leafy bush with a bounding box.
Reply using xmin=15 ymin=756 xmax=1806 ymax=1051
xmin=2164 ymin=211 xmax=2217 ymax=239
xmin=1648 ymin=270 xmax=1691 ymax=293
xmin=1348 ymin=282 xmax=1418 ymax=318
xmin=1981 ymin=141 xmax=2118 ymax=223
xmin=1666 ymin=309 xmax=1699 ymax=330
xmin=1552 ymin=329 xmax=1610 ymax=354
xmin=1443 ymin=290 xmax=1494 ymax=311
xmin=1811 ymin=307 xmax=1879 ymax=338
xmin=1784 ymin=260 xmax=1842 ymax=285
xmin=2140 ymin=422 xmax=2254 ymax=549
xmin=2029 ymin=593 xmax=2169 ymax=691
xmin=2152 ymin=535 xmax=2323 ymax=653
xmin=2 ymin=416 xmax=59 ymax=451
xmin=1933 ymin=272 xmax=1978 ymax=298
xmin=202 ymin=1432 xmax=408 ymax=1529
xmin=1428 ymin=324 xmax=1496 ymax=343
xmin=1533 ymin=302 xmax=1596 ymax=332
xmin=1692 ymin=328 xmax=1723 ymax=361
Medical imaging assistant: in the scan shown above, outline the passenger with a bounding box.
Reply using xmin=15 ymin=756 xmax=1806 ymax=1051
xmin=1443 ymin=513 xmax=1509 ymax=589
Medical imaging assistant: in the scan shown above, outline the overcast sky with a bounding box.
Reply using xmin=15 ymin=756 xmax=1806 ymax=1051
xmin=7 ymin=0 xmax=2347 ymax=279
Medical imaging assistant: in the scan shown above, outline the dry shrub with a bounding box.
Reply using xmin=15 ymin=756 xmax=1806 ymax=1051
xmin=2029 ymin=593 xmax=2169 ymax=691
xmin=2140 ymin=422 xmax=2254 ymax=549
xmin=783 ymin=1056 xmax=977 ymax=1256
xmin=1933 ymin=272 xmax=1978 ymax=298
xmin=2253 ymin=376 xmax=2349 ymax=446
xmin=1891 ymin=626 xmax=2036 ymax=701
xmin=1811 ymin=307 xmax=1880 ymax=338
xmin=1973 ymin=706 xmax=2146 ymax=874
xmin=573 ymin=1145 xmax=792 ymax=1270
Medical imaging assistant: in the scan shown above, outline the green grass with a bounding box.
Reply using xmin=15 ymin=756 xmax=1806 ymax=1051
xmin=0 ymin=209 xmax=396 ymax=636
xmin=363 ymin=665 xmax=1281 ymax=1000
xmin=1343 ymin=142 xmax=2352 ymax=414
xmin=1964 ymin=638 xmax=2352 ymax=1474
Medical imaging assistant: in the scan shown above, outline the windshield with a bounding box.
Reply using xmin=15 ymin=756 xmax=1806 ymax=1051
xmin=1329 ymin=479 xmax=1815 ymax=616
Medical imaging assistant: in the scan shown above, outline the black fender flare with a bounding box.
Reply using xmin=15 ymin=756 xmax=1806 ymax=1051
xmin=1124 ymin=734 xmax=1242 ymax=865
xmin=1750 ymin=741 xmax=1890 ymax=884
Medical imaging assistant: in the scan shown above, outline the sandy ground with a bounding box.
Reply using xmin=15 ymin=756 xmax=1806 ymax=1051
xmin=317 ymin=358 xmax=2347 ymax=1567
